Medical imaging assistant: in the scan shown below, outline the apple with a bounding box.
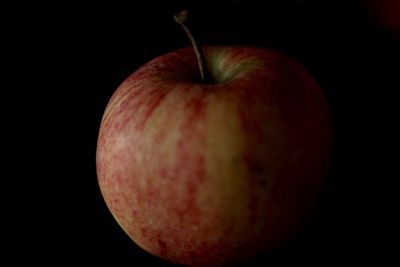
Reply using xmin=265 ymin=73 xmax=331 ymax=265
xmin=96 ymin=11 xmax=333 ymax=267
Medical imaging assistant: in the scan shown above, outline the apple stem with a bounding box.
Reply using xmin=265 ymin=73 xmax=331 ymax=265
xmin=174 ymin=10 xmax=212 ymax=84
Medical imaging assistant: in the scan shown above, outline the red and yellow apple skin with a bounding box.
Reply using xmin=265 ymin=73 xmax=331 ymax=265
xmin=96 ymin=46 xmax=333 ymax=267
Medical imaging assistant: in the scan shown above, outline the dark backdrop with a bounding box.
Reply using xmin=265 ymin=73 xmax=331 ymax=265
xmin=6 ymin=0 xmax=397 ymax=265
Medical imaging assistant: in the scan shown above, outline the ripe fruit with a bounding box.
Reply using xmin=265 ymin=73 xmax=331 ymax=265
xmin=96 ymin=10 xmax=333 ymax=267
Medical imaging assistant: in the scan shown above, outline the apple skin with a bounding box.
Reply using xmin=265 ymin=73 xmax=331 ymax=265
xmin=96 ymin=46 xmax=333 ymax=266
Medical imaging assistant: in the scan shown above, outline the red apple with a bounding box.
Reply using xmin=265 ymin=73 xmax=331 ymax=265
xmin=96 ymin=45 xmax=333 ymax=266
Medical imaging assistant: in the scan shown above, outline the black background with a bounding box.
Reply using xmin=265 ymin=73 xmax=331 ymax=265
xmin=6 ymin=0 xmax=397 ymax=265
